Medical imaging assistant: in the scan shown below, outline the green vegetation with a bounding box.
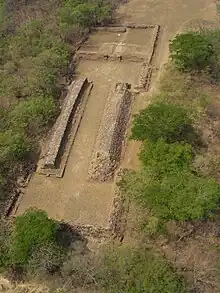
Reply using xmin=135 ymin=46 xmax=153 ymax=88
xmin=60 ymin=0 xmax=112 ymax=28
xmin=1 ymin=3 xmax=220 ymax=293
xmin=121 ymin=169 xmax=220 ymax=221
xmin=10 ymin=209 xmax=60 ymax=267
xmin=123 ymin=28 xmax=220 ymax=225
xmin=169 ymin=30 xmax=220 ymax=81
xmin=123 ymin=96 xmax=220 ymax=221
xmin=130 ymin=102 xmax=193 ymax=143
xmin=97 ymin=246 xmax=187 ymax=293
xmin=0 ymin=0 xmax=115 ymax=211
xmin=139 ymin=139 xmax=193 ymax=177
xmin=0 ymin=209 xmax=63 ymax=271
xmin=9 ymin=96 xmax=58 ymax=135
xmin=0 ymin=210 xmax=187 ymax=292
xmin=169 ymin=32 xmax=214 ymax=71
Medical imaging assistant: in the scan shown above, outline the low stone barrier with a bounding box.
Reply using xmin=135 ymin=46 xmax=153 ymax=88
xmin=92 ymin=26 xmax=127 ymax=33
xmin=43 ymin=78 xmax=87 ymax=169
xmin=88 ymin=83 xmax=131 ymax=181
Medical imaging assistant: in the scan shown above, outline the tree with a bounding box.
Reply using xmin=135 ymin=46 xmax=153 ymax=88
xmin=169 ymin=32 xmax=214 ymax=71
xmin=60 ymin=0 xmax=112 ymax=28
xmin=10 ymin=209 xmax=60 ymax=267
xmin=96 ymin=246 xmax=187 ymax=293
xmin=0 ymin=130 xmax=30 ymax=162
xmin=10 ymin=96 xmax=58 ymax=136
xmin=121 ymin=169 xmax=220 ymax=221
xmin=130 ymin=102 xmax=192 ymax=143
xmin=139 ymin=139 xmax=193 ymax=177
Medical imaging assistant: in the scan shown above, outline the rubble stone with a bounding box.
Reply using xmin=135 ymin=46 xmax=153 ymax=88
xmin=88 ymin=83 xmax=131 ymax=181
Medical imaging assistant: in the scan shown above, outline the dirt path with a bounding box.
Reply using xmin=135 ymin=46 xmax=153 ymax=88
xmin=16 ymin=0 xmax=215 ymax=230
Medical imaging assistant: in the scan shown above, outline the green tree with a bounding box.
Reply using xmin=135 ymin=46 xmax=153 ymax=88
xmin=60 ymin=0 xmax=112 ymax=28
xmin=121 ymin=170 xmax=220 ymax=221
xmin=131 ymin=102 xmax=192 ymax=143
xmin=0 ymin=130 xmax=30 ymax=162
xmin=96 ymin=246 xmax=187 ymax=293
xmin=10 ymin=96 xmax=58 ymax=135
xmin=10 ymin=209 xmax=60 ymax=267
xmin=169 ymin=32 xmax=214 ymax=71
xmin=139 ymin=139 xmax=193 ymax=177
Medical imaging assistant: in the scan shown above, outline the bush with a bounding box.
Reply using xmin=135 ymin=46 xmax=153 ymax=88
xmin=60 ymin=0 xmax=112 ymax=28
xmin=0 ymin=130 xmax=30 ymax=162
xmin=9 ymin=209 xmax=60 ymax=267
xmin=202 ymin=29 xmax=220 ymax=80
xmin=121 ymin=170 xmax=220 ymax=221
xmin=169 ymin=32 xmax=214 ymax=71
xmin=131 ymin=102 xmax=192 ymax=143
xmin=96 ymin=246 xmax=187 ymax=293
xmin=27 ymin=242 xmax=65 ymax=276
xmin=0 ymin=220 xmax=11 ymax=269
xmin=139 ymin=139 xmax=193 ymax=177
xmin=10 ymin=96 xmax=58 ymax=135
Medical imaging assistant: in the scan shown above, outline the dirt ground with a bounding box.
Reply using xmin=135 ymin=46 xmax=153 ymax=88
xmin=16 ymin=25 xmax=157 ymax=228
xmin=13 ymin=0 xmax=220 ymax=292
xmin=17 ymin=0 xmax=215 ymax=230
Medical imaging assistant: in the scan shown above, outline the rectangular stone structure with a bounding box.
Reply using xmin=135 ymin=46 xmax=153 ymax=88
xmin=44 ymin=78 xmax=87 ymax=169
xmin=88 ymin=83 xmax=131 ymax=181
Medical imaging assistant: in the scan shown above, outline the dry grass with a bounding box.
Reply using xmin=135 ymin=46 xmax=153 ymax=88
xmin=0 ymin=277 xmax=50 ymax=293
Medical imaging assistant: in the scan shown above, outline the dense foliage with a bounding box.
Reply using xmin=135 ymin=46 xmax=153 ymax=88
xmin=61 ymin=0 xmax=112 ymax=28
xmin=121 ymin=169 xmax=220 ymax=221
xmin=0 ymin=209 xmax=67 ymax=274
xmin=10 ymin=209 xmax=60 ymax=267
xmin=130 ymin=102 xmax=192 ymax=143
xmin=139 ymin=139 xmax=193 ymax=177
xmin=123 ymin=98 xmax=220 ymax=222
xmin=97 ymin=246 xmax=187 ymax=293
xmin=0 ymin=0 xmax=114 ymax=210
xmin=169 ymin=32 xmax=214 ymax=71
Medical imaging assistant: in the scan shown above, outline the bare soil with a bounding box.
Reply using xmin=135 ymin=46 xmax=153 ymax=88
xmin=14 ymin=0 xmax=220 ymax=292
xmin=16 ymin=25 xmax=156 ymax=228
xmin=17 ymin=0 xmax=215 ymax=232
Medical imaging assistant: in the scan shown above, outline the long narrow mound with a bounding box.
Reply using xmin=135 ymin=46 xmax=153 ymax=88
xmin=88 ymin=83 xmax=131 ymax=181
xmin=43 ymin=78 xmax=87 ymax=169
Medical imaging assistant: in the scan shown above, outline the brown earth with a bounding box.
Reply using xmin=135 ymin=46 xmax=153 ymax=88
xmin=12 ymin=0 xmax=220 ymax=292
xmin=16 ymin=0 xmax=215 ymax=230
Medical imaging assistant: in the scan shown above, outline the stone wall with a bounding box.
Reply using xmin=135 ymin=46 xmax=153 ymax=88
xmin=88 ymin=83 xmax=131 ymax=181
xmin=43 ymin=78 xmax=87 ymax=169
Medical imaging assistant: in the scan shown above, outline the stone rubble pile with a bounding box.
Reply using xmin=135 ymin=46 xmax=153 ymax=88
xmin=88 ymin=83 xmax=131 ymax=181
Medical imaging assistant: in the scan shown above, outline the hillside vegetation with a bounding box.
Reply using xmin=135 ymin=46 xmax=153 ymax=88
xmin=1 ymin=1 xmax=220 ymax=293
xmin=0 ymin=0 xmax=115 ymax=212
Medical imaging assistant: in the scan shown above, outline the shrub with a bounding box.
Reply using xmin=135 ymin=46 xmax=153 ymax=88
xmin=60 ymin=0 xmax=112 ymax=28
xmin=169 ymin=32 xmax=214 ymax=71
xmin=27 ymin=242 xmax=65 ymax=276
xmin=7 ymin=20 xmax=65 ymax=60
xmin=96 ymin=246 xmax=187 ymax=293
xmin=121 ymin=170 xmax=220 ymax=221
xmin=10 ymin=96 xmax=58 ymax=135
xmin=0 ymin=220 xmax=11 ymax=269
xmin=131 ymin=102 xmax=192 ymax=143
xmin=0 ymin=130 xmax=30 ymax=162
xmin=139 ymin=139 xmax=193 ymax=177
xmin=9 ymin=209 xmax=60 ymax=267
xmin=202 ymin=29 xmax=220 ymax=80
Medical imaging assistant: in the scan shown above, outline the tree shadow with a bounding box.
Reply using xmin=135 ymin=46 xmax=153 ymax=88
xmin=57 ymin=223 xmax=89 ymax=252
xmin=181 ymin=124 xmax=206 ymax=150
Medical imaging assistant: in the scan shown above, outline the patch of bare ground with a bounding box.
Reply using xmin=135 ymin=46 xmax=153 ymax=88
xmin=14 ymin=0 xmax=220 ymax=292
xmin=16 ymin=22 xmax=158 ymax=234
